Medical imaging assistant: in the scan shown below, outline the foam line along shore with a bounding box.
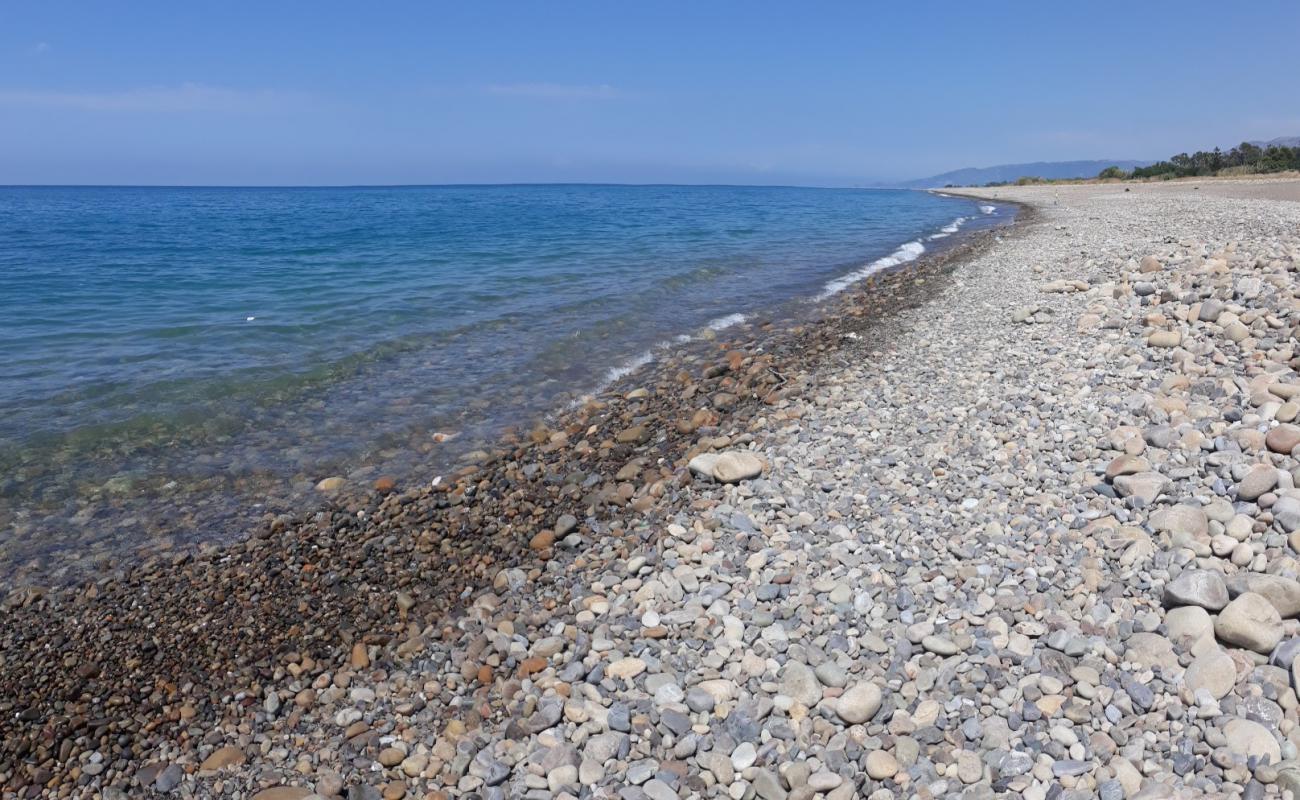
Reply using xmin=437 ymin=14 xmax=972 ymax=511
xmin=0 ymin=186 xmax=1004 ymax=587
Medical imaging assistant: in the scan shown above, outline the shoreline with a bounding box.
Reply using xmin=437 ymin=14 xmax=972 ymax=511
xmin=1 ymin=194 xmax=1010 ymax=589
xmin=0 ymin=193 xmax=1008 ymax=587
xmin=21 ymin=181 xmax=1300 ymax=798
xmin=0 ymin=200 xmax=1027 ymax=790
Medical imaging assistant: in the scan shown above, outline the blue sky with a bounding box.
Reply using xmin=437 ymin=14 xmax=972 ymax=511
xmin=3 ymin=1 xmax=1298 ymax=185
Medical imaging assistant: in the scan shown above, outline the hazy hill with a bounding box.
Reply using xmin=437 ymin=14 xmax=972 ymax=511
xmin=1248 ymin=136 xmax=1300 ymax=148
xmin=899 ymin=159 xmax=1151 ymax=188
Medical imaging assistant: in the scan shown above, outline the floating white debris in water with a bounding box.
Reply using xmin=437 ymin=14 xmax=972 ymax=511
xmin=246 ymin=316 xmax=256 ymax=321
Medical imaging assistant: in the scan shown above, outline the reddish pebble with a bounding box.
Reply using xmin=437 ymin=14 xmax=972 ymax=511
xmin=517 ymin=657 xmax=546 ymax=677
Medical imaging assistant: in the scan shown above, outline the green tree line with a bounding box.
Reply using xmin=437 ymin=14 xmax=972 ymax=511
xmin=1108 ymin=142 xmax=1300 ymax=180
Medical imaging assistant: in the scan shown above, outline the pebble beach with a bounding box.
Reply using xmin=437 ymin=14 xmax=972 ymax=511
xmin=8 ymin=178 xmax=1300 ymax=800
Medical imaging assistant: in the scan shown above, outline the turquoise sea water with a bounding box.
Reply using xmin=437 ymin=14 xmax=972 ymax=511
xmin=0 ymin=184 xmax=1007 ymax=579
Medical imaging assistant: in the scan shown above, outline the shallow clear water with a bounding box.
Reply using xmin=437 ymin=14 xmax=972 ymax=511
xmin=0 ymin=184 xmax=1003 ymax=579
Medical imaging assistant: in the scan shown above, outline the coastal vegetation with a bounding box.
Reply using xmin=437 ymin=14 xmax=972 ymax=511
xmin=1124 ymin=141 xmax=1300 ymax=179
xmin=974 ymin=141 xmax=1300 ymax=187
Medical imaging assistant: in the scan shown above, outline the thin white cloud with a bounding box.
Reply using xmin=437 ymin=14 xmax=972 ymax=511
xmin=0 ymin=83 xmax=305 ymax=113
xmin=29 ymin=42 xmax=50 ymax=56
xmin=485 ymin=82 xmax=621 ymax=100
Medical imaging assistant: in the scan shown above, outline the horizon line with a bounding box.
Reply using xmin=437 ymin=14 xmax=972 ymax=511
xmin=0 ymin=181 xmax=918 ymax=191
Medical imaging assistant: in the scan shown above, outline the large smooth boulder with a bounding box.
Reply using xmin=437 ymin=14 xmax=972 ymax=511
xmin=1165 ymin=606 xmax=1215 ymax=649
xmin=1267 ymin=424 xmax=1300 ymax=454
xmin=1183 ymin=650 xmax=1236 ymax=699
xmin=1163 ymin=570 xmax=1228 ymax=611
xmin=835 ymin=683 xmax=883 ymax=724
xmin=1239 ymin=466 xmax=1279 ymax=501
xmin=1226 ymin=573 xmax=1300 ymax=618
xmin=1125 ymin=632 xmax=1178 ymax=671
xmin=779 ymin=662 xmax=822 ymax=707
xmin=688 ymin=451 xmax=765 ymax=483
xmin=1151 ymin=505 xmax=1209 ymax=538
xmin=713 ymin=452 xmax=765 ymax=483
xmin=1223 ymin=718 xmax=1281 ymax=764
xmin=1216 ymin=592 xmax=1284 ymax=653
xmin=1113 ymin=472 xmax=1170 ymax=503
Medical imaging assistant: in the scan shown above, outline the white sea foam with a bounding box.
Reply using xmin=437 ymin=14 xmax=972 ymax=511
xmin=818 ymin=239 xmax=925 ymax=299
xmin=706 ymin=313 xmax=747 ymax=331
xmin=602 ymin=349 xmax=656 ymax=384
xmin=593 ymin=332 xmax=690 ymax=394
xmin=928 ymin=215 xmax=968 ymax=240
xmin=980 ymin=204 xmax=996 ymax=214
xmin=586 ymin=314 xmax=746 ymax=401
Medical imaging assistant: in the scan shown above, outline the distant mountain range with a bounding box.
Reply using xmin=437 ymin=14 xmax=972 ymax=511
xmin=898 ymin=159 xmax=1152 ymax=188
xmin=1249 ymin=136 xmax=1300 ymax=148
xmin=901 ymin=136 xmax=1300 ymax=188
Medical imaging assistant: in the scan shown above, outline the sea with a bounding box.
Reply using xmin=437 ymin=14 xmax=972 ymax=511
xmin=0 ymin=184 xmax=1011 ymax=581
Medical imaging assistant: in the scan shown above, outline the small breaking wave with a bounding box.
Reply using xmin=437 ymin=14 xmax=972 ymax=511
xmin=601 ymin=349 xmax=656 ymax=385
xmin=589 ymin=313 xmax=748 ymax=396
xmin=928 ymin=215 xmax=968 ymax=240
xmin=706 ymin=313 xmax=747 ymax=331
xmin=818 ymin=240 xmax=925 ymax=299
xmin=980 ymin=204 xmax=996 ymax=214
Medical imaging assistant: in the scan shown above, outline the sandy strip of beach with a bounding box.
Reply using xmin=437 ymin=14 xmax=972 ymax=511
xmin=6 ymin=178 xmax=1300 ymax=800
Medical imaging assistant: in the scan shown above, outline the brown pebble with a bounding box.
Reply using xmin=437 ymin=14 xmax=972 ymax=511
xmin=199 ymin=744 xmax=247 ymax=772
xmin=251 ymin=789 xmax=311 ymax=800
xmin=351 ymin=641 xmax=370 ymax=669
xmin=517 ymin=657 xmax=546 ymax=678
xmin=615 ymin=425 xmax=649 ymax=444
xmin=345 ymin=721 xmax=370 ymax=739
xmin=1266 ymin=424 xmax=1300 ymax=454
